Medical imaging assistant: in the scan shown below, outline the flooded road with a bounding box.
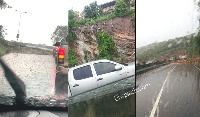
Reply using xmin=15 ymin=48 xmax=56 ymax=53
xmin=137 ymin=63 xmax=200 ymax=117
xmin=0 ymin=53 xmax=57 ymax=98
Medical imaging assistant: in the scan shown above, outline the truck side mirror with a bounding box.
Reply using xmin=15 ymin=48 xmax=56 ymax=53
xmin=115 ymin=65 xmax=122 ymax=71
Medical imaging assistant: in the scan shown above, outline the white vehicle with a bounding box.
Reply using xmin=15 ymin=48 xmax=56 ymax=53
xmin=68 ymin=59 xmax=135 ymax=97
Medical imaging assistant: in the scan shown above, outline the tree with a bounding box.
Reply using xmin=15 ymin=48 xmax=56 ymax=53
xmin=0 ymin=25 xmax=5 ymax=40
xmin=84 ymin=1 xmax=102 ymax=19
xmin=0 ymin=0 xmax=11 ymax=9
xmin=194 ymin=32 xmax=200 ymax=54
xmin=124 ymin=0 xmax=131 ymax=8
xmin=84 ymin=6 xmax=92 ymax=18
xmin=51 ymin=25 xmax=68 ymax=44
xmin=0 ymin=0 xmax=11 ymax=40
xmin=67 ymin=10 xmax=77 ymax=42
xmin=114 ymin=0 xmax=128 ymax=16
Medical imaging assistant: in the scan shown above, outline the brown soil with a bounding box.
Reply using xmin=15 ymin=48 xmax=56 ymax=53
xmin=71 ymin=15 xmax=135 ymax=64
xmin=154 ymin=50 xmax=185 ymax=61
xmin=175 ymin=58 xmax=200 ymax=64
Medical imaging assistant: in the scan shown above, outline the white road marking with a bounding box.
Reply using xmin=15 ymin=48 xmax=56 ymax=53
xmin=149 ymin=66 xmax=176 ymax=117
xmin=156 ymin=105 xmax=159 ymax=117
xmin=164 ymin=101 xmax=169 ymax=108
xmin=194 ymin=65 xmax=200 ymax=71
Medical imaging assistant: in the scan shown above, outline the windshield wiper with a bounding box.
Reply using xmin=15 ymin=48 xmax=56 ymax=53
xmin=0 ymin=59 xmax=26 ymax=105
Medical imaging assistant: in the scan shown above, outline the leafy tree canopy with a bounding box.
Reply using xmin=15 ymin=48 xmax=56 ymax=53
xmin=0 ymin=0 xmax=11 ymax=40
xmin=0 ymin=25 xmax=5 ymax=39
xmin=51 ymin=25 xmax=68 ymax=44
xmin=194 ymin=32 xmax=200 ymax=53
xmin=0 ymin=0 xmax=11 ymax=9
xmin=84 ymin=1 xmax=102 ymax=19
xmin=114 ymin=0 xmax=128 ymax=16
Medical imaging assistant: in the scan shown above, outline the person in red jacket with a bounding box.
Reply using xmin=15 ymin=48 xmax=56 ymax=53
xmin=56 ymin=45 xmax=60 ymax=53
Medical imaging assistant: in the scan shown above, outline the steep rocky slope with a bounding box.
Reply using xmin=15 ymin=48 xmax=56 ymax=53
xmin=70 ymin=15 xmax=135 ymax=64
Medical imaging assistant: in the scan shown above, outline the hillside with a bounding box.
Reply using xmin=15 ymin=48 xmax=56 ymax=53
xmin=68 ymin=2 xmax=135 ymax=67
xmin=0 ymin=39 xmax=52 ymax=57
xmin=72 ymin=15 xmax=135 ymax=63
xmin=136 ymin=34 xmax=197 ymax=63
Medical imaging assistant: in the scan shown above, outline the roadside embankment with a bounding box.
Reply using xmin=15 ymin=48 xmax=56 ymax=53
xmin=0 ymin=40 xmax=52 ymax=57
xmin=136 ymin=61 xmax=169 ymax=76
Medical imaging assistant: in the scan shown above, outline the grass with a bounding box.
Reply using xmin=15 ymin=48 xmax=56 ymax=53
xmin=0 ymin=38 xmax=7 ymax=55
xmin=76 ymin=9 xmax=135 ymax=27
xmin=76 ymin=13 xmax=116 ymax=27
xmin=0 ymin=46 xmax=5 ymax=55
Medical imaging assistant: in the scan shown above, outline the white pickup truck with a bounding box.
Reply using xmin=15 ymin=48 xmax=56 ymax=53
xmin=68 ymin=59 xmax=135 ymax=98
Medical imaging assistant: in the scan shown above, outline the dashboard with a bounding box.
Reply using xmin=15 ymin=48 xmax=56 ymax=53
xmin=0 ymin=105 xmax=68 ymax=117
xmin=0 ymin=110 xmax=68 ymax=117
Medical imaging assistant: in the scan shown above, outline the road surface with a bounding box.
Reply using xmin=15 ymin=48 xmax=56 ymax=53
xmin=137 ymin=63 xmax=200 ymax=117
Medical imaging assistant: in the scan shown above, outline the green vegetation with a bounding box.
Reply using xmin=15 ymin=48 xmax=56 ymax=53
xmin=67 ymin=0 xmax=135 ymax=64
xmin=0 ymin=25 xmax=5 ymax=40
xmin=67 ymin=10 xmax=79 ymax=66
xmin=0 ymin=1 xmax=11 ymax=55
xmin=0 ymin=45 xmax=5 ymax=54
xmin=84 ymin=50 xmax=88 ymax=63
xmin=75 ymin=0 xmax=135 ymax=27
xmin=136 ymin=35 xmax=196 ymax=62
xmin=97 ymin=32 xmax=117 ymax=60
xmin=76 ymin=8 xmax=134 ymax=27
xmin=124 ymin=0 xmax=134 ymax=8
xmin=114 ymin=0 xmax=128 ymax=16
xmin=51 ymin=25 xmax=68 ymax=44
xmin=76 ymin=13 xmax=115 ymax=26
xmin=0 ymin=0 xmax=11 ymax=9
xmin=194 ymin=32 xmax=200 ymax=54
xmin=68 ymin=49 xmax=78 ymax=67
xmin=84 ymin=1 xmax=102 ymax=19
xmin=0 ymin=25 xmax=6 ymax=55
xmin=67 ymin=10 xmax=77 ymax=42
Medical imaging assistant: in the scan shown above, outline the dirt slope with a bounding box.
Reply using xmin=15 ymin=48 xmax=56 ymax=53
xmin=70 ymin=15 xmax=135 ymax=64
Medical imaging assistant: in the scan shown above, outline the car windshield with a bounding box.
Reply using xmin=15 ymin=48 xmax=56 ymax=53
xmin=136 ymin=0 xmax=200 ymax=116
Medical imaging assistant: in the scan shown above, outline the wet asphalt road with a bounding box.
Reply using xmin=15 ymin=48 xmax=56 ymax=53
xmin=0 ymin=53 xmax=68 ymax=99
xmin=136 ymin=63 xmax=200 ymax=117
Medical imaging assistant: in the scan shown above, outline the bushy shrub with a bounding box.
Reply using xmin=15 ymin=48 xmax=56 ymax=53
xmin=68 ymin=49 xmax=78 ymax=67
xmin=114 ymin=0 xmax=128 ymax=16
xmin=97 ymin=32 xmax=117 ymax=60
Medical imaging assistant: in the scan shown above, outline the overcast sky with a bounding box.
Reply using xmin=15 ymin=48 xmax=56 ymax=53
xmin=137 ymin=0 xmax=200 ymax=48
xmin=0 ymin=0 xmax=112 ymax=46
